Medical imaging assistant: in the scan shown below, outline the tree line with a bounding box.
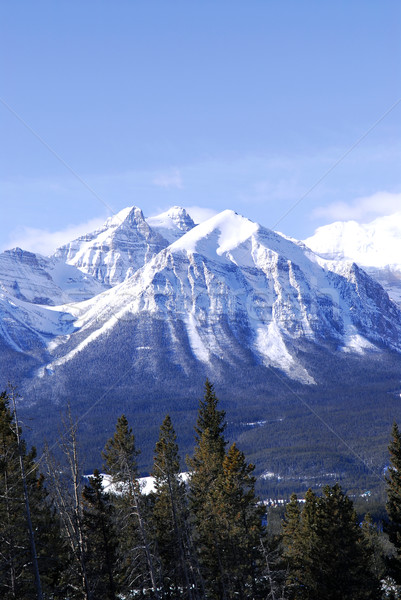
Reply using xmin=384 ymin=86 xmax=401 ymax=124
xmin=3 ymin=382 xmax=401 ymax=599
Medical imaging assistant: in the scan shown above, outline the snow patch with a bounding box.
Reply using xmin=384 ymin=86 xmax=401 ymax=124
xmin=254 ymin=322 xmax=315 ymax=384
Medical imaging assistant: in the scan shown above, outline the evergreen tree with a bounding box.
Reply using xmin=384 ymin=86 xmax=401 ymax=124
xmin=82 ymin=469 xmax=118 ymax=599
xmin=0 ymin=390 xmax=64 ymax=599
xmin=361 ymin=513 xmax=387 ymax=583
xmin=212 ymin=442 xmax=266 ymax=599
xmin=282 ymin=492 xmax=304 ymax=597
xmin=188 ymin=379 xmax=227 ymax=519
xmin=189 ymin=382 xmax=268 ymax=599
xmin=102 ymin=415 xmax=140 ymax=487
xmin=386 ymin=421 xmax=401 ymax=584
xmin=283 ymin=484 xmax=380 ymax=600
xmin=315 ymin=484 xmax=379 ymax=599
xmin=103 ymin=415 xmax=160 ymax=598
xmin=151 ymin=415 xmax=199 ymax=599
xmin=188 ymin=380 xmax=228 ymax=599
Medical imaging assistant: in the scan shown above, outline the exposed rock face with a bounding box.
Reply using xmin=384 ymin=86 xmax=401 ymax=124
xmin=53 ymin=206 xmax=170 ymax=286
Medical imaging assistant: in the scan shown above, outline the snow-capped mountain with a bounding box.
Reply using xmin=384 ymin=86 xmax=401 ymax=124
xmin=3 ymin=205 xmax=401 ymax=492
xmin=2 ymin=207 xmax=401 ymax=386
xmin=305 ymin=212 xmax=401 ymax=306
xmin=26 ymin=209 xmax=401 ymax=390
xmin=147 ymin=206 xmax=195 ymax=243
xmin=52 ymin=206 xmax=171 ymax=286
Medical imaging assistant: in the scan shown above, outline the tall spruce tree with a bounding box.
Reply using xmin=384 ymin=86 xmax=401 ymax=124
xmin=151 ymin=415 xmax=199 ymax=599
xmin=386 ymin=421 xmax=401 ymax=585
xmin=102 ymin=415 xmax=160 ymax=598
xmin=282 ymin=492 xmax=304 ymax=597
xmin=189 ymin=379 xmax=227 ymax=513
xmin=189 ymin=381 xmax=268 ymax=599
xmin=0 ymin=391 xmax=64 ymax=599
xmin=212 ymin=442 xmax=267 ymax=599
xmin=283 ymin=484 xmax=380 ymax=600
xmin=82 ymin=469 xmax=118 ymax=600
xmin=188 ymin=380 xmax=228 ymax=599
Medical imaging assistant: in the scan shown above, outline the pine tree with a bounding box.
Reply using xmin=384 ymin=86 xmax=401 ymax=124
xmin=0 ymin=390 xmax=64 ymax=599
xmin=82 ymin=469 xmax=118 ymax=599
xmin=102 ymin=415 xmax=160 ymax=598
xmin=283 ymin=488 xmax=319 ymax=600
xmin=151 ymin=415 xmax=199 ymax=599
xmin=212 ymin=442 xmax=267 ymax=599
xmin=188 ymin=380 xmax=228 ymax=599
xmin=315 ymin=484 xmax=379 ymax=599
xmin=282 ymin=493 xmax=304 ymax=597
xmin=283 ymin=484 xmax=380 ymax=600
xmin=188 ymin=379 xmax=227 ymax=518
xmin=386 ymin=421 xmax=401 ymax=584
xmin=189 ymin=382 xmax=268 ymax=599
xmin=361 ymin=513 xmax=387 ymax=583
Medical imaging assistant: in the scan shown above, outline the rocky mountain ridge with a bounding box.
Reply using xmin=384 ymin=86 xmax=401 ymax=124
xmin=1 ymin=206 xmax=401 ymax=389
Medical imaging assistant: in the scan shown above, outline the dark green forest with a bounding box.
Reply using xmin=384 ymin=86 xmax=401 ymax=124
xmin=2 ymin=382 xmax=401 ymax=599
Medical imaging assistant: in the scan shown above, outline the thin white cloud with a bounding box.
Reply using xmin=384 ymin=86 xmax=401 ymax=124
xmin=312 ymin=191 xmax=401 ymax=222
xmin=153 ymin=169 xmax=183 ymax=190
xmin=4 ymin=217 xmax=106 ymax=256
xmin=184 ymin=206 xmax=218 ymax=224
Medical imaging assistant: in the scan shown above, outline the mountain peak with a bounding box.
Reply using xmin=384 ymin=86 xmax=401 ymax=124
xmin=170 ymin=209 xmax=259 ymax=256
xmin=147 ymin=206 xmax=195 ymax=243
xmin=104 ymin=206 xmax=146 ymax=230
xmin=304 ymin=211 xmax=401 ymax=306
xmin=53 ymin=205 xmax=168 ymax=286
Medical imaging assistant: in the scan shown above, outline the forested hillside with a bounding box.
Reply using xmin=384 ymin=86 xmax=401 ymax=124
xmin=2 ymin=382 xmax=401 ymax=599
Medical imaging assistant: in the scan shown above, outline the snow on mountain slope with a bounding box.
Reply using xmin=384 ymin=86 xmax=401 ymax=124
xmin=40 ymin=210 xmax=401 ymax=385
xmin=0 ymin=247 xmax=107 ymax=305
xmin=0 ymin=248 xmax=70 ymax=305
xmin=305 ymin=212 xmax=401 ymax=305
xmin=53 ymin=206 xmax=170 ymax=286
xmin=44 ymin=258 xmax=108 ymax=302
xmin=146 ymin=206 xmax=195 ymax=243
xmin=0 ymin=289 xmax=76 ymax=353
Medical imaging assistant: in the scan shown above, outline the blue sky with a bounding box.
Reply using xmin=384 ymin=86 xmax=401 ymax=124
xmin=1 ymin=1 xmax=400 ymax=254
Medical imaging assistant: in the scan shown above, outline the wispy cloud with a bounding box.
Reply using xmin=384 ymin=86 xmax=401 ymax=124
xmin=153 ymin=169 xmax=183 ymax=190
xmin=311 ymin=191 xmax=401 ymax=223
xmin=4 ymin=217 xmax=106 ymax=256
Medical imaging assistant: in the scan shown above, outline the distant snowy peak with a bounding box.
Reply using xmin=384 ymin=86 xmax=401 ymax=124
xmin=53 ymin=206 xmax=170 ymax=286
xmin=305 ymin=212 xmax=401 ymax=269
xmin=305 ymin=212 xmax=401 ymax=305
xmin=146 ymin=206 xmax=195 ymax=243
